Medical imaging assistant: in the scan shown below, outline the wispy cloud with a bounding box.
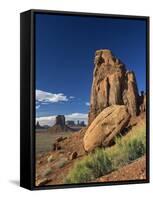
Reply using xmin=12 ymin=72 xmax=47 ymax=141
xmin=41 ymin=102 xmax=49 ymax=105
xmin=36 ymin=113 xmax=88 ymax=126
xmin=69 ymin=96 xmax=75 ymax=99
xmin=36 ymin=105 xmax=40 ymax=109
xmin=36 ymin=89 xmax=68 ymax=103
xmin=85 ymin=102 xmax=90 ymax=106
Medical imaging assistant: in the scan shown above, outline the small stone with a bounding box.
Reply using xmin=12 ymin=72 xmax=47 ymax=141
xmin=47 ymin=155 xmax=54 ymax=162
xmin=37 ymin=160 xmax=43 ymax=165
xmin=56 ymin=145 xmax=61 ymax=150
xmin=59 ymin=150 xmax=65 ymax=154
xmin=56 ymin=136 xmax=67 ymax=143
xmin=36 ymin=178 xmax=51 ymax=186
xmin=69 ymin=152 xmax=78 ymax=160
xmin=56 ymin=136 xmax=63 ymax=142
xmin=52 ymin=143 xmax=61 ymax=151
xmin=52 ymin=143 xmax=56 ymax=151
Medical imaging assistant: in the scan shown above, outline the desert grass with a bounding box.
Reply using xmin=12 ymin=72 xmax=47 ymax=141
xmin=65 ymin=123 xmax=146 ymax=183
xmin=42 ymin=168 xmax=53 ymax=177
xmin=55 ymin=158 xmax=69 ymax=168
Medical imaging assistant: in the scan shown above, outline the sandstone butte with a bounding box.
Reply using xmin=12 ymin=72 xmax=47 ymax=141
xmin=88 ymin=49 xmax=143 ymax=125
xmin=48 ymin=115 xmax=73 ymax=133
xmin=84 ymin=49 xmax=146 ymax=152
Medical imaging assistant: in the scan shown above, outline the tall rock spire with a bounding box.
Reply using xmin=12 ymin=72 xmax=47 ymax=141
xmin=88 ymin=49 xmax=139 ymax=124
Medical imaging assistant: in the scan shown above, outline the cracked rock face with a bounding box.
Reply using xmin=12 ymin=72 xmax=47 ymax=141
xmin=88 ymin=49 xmax=139 ymax=124
xmin=84 ymin=105 xmax=130 ymax=152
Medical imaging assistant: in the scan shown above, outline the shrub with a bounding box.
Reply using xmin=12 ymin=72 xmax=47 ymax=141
xmin=112 ymin=124 xmax=146 ymax=167
xmin=65 ymin=165 xmax=93 ymax=183
xmin=56 ymin=158 xmax=68 ymax=168
xmin=65 ymin=149 xmax=113 ymax=183
xmin=65 ymin=124 xmax=146 ymax=184
xmin=85 ymin=149 xmax=113 ymax=177
xmin=42 ymin=168 xmax=53 ymax=177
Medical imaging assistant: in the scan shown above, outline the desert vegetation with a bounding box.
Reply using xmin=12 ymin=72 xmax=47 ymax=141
xmin=65 ymin=124 xmax=146 ymax=183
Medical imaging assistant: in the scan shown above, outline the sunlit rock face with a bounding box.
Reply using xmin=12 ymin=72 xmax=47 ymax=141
xmin=88 ymin=49 xmax=139 ymax=124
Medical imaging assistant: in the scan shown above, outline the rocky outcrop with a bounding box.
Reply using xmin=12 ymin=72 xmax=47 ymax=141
xmin=88 ymin=49 xmax=139 ymax=124
xmin=139 ymin=91 xmax=146 ymax=113
xmin=48 ymin=115 xmax=74 ymax=133
xmin=83 ymin=105 xmax=130 ymax=152
xmin=36 ymin=121 xmax=43 ymax=129
xmin=56 ymin=115 xmax=65 ymax=126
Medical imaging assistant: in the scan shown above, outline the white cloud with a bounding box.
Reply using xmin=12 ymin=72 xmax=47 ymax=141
xmin=36 ymin=113 xmax=88 ymax=126
xmin=41 ymin=102 xmax=49 ymax=105
xmin=36 ymin=105 xmax=40 ymax=109
xmin=66 ymin=113 xmax=88 ymax=123
xmin=69 ymin=96 xmax=75 ymax=99
xmin=36 ymin=115 xmax=56 ymax=126
xmin=36 ymin=89 xmax=68 ymax=103
xmin=85 ymin=102 xmax=90 ymax=106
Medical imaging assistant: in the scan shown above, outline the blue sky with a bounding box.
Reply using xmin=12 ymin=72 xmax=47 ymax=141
xmin=35 ymin=13 xmax=146 ymax=125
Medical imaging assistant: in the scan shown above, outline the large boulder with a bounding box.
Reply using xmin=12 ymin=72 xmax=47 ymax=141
xmin=83 ymin=105 xmax=130 ymax=152
xmin=88 ymin=49 xmax=139 ymax=124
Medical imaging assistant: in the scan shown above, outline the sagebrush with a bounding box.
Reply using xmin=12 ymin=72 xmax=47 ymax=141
xmin=65 ymin=124 xmax=146 ymax=183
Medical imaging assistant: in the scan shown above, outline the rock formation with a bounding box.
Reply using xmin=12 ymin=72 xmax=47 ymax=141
xmin=56 ymin=115 xmax=65 ymax=126
xmin=48 ymin=115 xmax=73 ymax=133
xmin=83 ymin=105 xmax=130 ymax=152
xmin=36 ymin=121 xmax=43 ymax=129
xmin=139 ymin=91 xmax=146 ymax=112
xmin=88 ymin=49 xmax=139 ymax=124
xmin=66 ymin=120 xmax=75 ymax=126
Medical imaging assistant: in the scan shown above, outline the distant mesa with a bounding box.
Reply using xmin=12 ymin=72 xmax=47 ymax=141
xmin=77 ymin=120 xmax=86 ymax=127
xmin=36 ymin=121 xmax=41 ymax=128
xmin=66 ymin=120 xmax=75 ymax=126
xmin=36 ymin=116 xmax=86 ymax=133
xmin=36 ymin=121 xmax=42 ymax=129
xmin=66 ymin=120 xmax=86 ymax=127
xmin=48 ymin=115 xmax=74 ymax=133
xmin=36 ymin=121 xmax=50 ymax=132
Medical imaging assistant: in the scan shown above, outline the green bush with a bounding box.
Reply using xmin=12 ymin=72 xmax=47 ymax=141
xmin=65 ymin=124 xmax=146 ymax=184
xmin=65 ymin=149 xmax=113 ymax=183
xmin=66 ymin=164 xmax=93 ymax=183
xmin=42 ymin=168 xmax=53 ymax=177
xmin=86 ymin=149 xmax=113 ymax=177
xmin=113 ymin=124 xmax=146 ymax=166
xmin=56 ymin=158 xmax=68 ymax=168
